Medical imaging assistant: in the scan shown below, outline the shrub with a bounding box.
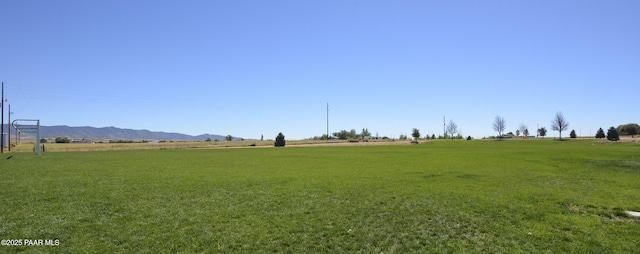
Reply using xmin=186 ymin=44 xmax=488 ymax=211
xmin=274 ymin=132 xmax=285 ymax=147
xmin=55 ymin=137 xmax=70 ymax=143
xmin=607 ymin=127 xmax=620 ymax=141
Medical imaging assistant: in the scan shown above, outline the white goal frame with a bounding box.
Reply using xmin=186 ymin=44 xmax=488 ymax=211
xmin=12 ymin=119 xmax=41 ymax=157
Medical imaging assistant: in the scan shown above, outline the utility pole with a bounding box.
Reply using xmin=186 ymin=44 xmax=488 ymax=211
xmin=443 ymin=116 xmax=446 ymax=139
xmin=8 ymin=104 xmax=11 ymax=151
xmin=326 ymin=103 xmax=329 ymax=141
xmin=1 ymin=82 xmax=4 ymax=153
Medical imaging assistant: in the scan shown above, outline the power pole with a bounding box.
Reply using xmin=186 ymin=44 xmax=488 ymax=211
xmin=326 ymin=103 xmax=329 ymax=141
xmin=8 ymin=104 xmax=11 ymax=151
xmin=443 ymin=116 xmax=446 ymax=138
xmin=1 ymin=82 xmax=4 ymax=153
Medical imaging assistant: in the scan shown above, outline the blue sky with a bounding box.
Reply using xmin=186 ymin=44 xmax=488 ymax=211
xmin=1 ymin=1 xmax=638 ymax=140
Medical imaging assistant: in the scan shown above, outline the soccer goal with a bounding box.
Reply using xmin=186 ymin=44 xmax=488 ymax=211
xmin=12 ymin=119 xmax=41 ymax=157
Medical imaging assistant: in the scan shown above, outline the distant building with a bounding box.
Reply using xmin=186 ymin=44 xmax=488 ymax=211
xmin=70 ymin=138 xmax=94 ymax=144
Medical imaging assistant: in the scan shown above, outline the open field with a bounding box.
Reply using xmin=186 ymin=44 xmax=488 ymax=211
xmin=7 ymin=139 xmax=405 ymax=152
xmin=1 ymin=140 xmax=639 ymax=252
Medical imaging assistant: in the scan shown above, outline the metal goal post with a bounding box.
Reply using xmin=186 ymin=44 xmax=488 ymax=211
xmin=12 ymin=119 xmax=41 ymax=157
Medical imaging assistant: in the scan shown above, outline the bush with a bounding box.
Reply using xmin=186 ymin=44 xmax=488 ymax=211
xmin=55 ymin=137 xmax=70 ymax=143
xmin=274 ymin=132 xmax=285 ymax=147
xmin=607 ymin=127 xmax=620 ymax=141
xmin=595 ymin=128 xmax=605 ymax=139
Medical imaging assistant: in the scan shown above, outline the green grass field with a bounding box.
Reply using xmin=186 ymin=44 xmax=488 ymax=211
xmin=1 ymin=140 xmax=639 ymax=252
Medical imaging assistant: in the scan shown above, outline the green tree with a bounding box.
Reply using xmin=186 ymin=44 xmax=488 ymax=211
xmin=348 ymin=129 xmax=357 ymax=139
xmin=523 ymin=129 xmax=529 ymax=138
xmin=595 ymin=128 xmax=605 ymax=138
xmin=361 ymin=128 xmax=371 ymax=139
xmin=538 ymin=127 xmax=547 ymax=138
xmin=274 ymin=132 xmax=286 ymax=147
xmin=617 ymin=123 xmax=639 ymax=138
xmin=411 ymin=128 xmax=420 ymax=140
xmin=570 ymin=129 xmax=577 ymax=139
xmin=607 ymin=127 xmax=619 ymax=141
xmin=225 ymin=135 xmax=233 ymax=141
xmin=55 ymin=137 xmax=70 ymax=143
xmin=333 ymin=130 xmax=348 ymax=140
xmin=518 ymin=124 xmax=528 ymax=138
xmin=40 ymin=138 xmax=48 ymax=143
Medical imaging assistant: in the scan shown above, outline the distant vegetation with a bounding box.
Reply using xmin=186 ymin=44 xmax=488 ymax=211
xmin=55 ymin=137 xmax=70 ymax=143
xmin=274 ymin=132 xmax=285 ymax=147
xmin=607 ymin=127 xmax=620 ymax=141
xmin=108 ymin=140 xmax=150 ymax=144
xmin=617 ymin=123 xmax=639 ymax=138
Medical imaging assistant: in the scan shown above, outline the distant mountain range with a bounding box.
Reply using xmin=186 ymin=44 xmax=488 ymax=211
xmin=1 ymin=124 xmax=239 ymax=141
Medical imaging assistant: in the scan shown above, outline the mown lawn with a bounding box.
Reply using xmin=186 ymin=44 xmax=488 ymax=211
xmin=1 ymin=140 xmax=639 ymax=252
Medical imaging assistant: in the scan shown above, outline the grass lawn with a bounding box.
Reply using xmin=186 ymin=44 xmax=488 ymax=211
xmin=1 ymin=139 xmax=639 ymax=252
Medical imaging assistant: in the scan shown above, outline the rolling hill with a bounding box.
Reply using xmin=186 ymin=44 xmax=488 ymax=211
xmin=3 ymin=124 xmax=236 ymax=141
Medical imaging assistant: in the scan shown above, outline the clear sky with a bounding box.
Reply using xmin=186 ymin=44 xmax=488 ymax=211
xmin=1 ymin=1 xmax=638 ymax=140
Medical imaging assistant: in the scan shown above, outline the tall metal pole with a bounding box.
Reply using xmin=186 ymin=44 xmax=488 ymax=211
xmin=326 ymin=103 xmax=329 ymax=141
xmin=443 ymin=116 xmax=446 ymax=139
xmin=36 ymin=120 xmax=41 ymax=157
xmin=7 ymin=104 xmax=10 ymax=151
xmin=1 ymin=82 xmax=4 ymax=153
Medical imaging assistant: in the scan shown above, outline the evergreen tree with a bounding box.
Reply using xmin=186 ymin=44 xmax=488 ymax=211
xmin=274 ymin=132 xmax=286 ymax=147
xmin=411 ymin=128 xmax=420 ymax=140
xmin=606 ymin=127 xmax=619 ymax=141
xmin=570 ymin=129 xmax=577 ymax=138
xmin=595 ymin=128 xmax=605 ymax=139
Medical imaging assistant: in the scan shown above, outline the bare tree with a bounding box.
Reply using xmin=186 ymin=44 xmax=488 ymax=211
xmin=518 ymin=124 xmax=528 ymax=138
xmin=493 ymin=116 xmax=506 ymax=140
xmin=551 ymin=112 xmax=569 ymax=140
xmin=446 ymin=120 xmax=458 ymax=140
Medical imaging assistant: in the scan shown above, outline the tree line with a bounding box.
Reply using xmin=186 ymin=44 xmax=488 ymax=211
xmin=493 ymin=112 xmax=636 ymax=141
